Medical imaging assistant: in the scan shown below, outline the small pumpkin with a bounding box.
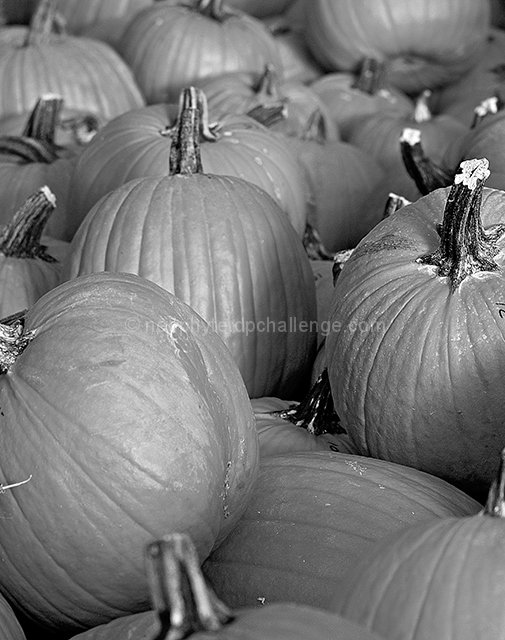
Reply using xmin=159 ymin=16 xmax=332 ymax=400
xmin=118 ymin=0 xmax=282 ymax=105
xmin=0 ymin=0 xmax=145 ymax=121
xmin=331 ymin=448 xmax=505 ymax=640
xmin=325 ymin=158 xmax=505 ymax=500
xmin=0 ymin=271 xmax=259 ymax=634
xmin=203 ymin=450 xmax=480 ymax=611
xmin=70 ymin=533 xmax=383 ymax=640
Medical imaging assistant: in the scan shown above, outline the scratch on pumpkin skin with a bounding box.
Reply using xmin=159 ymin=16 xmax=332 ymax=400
xmin=222 ymin=461 xmax=232 ymax=519
xmin=0 ymin=474 xmax=32 ymax=494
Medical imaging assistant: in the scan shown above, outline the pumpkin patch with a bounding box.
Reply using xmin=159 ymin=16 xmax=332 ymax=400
xmin=3 ymin=2 xmax=505 ymax=639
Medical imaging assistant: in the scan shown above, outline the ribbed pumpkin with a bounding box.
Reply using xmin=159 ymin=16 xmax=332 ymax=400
xmin=0 ymin=94 xmax=82 ymax=240
xmin=303 ymin=0 xmax=490 ymax=95
xmin=70 ymin=533 xmax=383 ymax=640
xmin=0 ymin=270 xmax=259 ymax=634
xmin=330 ymin=449 xmax=505 ymax=640
xmin=202 ymin=450 xmax=480 ymax=611
xmin=325 ymin=158 xmax=505 ymax=500
xmin=118 ymin=0 xmax=282 ymax=105
xmin=0 ymin=0 xmax=145 ymax=121
xmin=65 ymin=93 xmax=308 ymax=239
xmin=63 ymin=88 xmax=317 ymax=399
xmin=0 ymin=593 xmax=25 ymax=640
xmin=0 ymin=187 xmax=62 ymax=317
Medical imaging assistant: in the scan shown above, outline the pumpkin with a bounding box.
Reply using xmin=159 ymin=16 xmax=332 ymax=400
xmin=325 ymin=158 xmax=505 ymax=500
xmin=431 ymin=29 xmax=505 ymax=127
xmin=118 ymin=0 xmax=282 ymax=105
xmin=63 ymin=87 xmax=317 ymax=400
xmin=0 ymin=94 xmax=84 ymax=240
xmin=345 ymin=90 xmax=467 ymax=201
xmin=330 ymin=448 xmax=505 ymax=640
xmin=0 ymin=0 xmax=145 ymax=121
xmin=53 ymin=0 xmax=153 ymax=48
xmin=303 ymin=0 xmax=490 ymax=95
xmin=70 ymin=533 xmax=383 ymax=640
xmin=0 ymin=270 xmax=259 ymax=633
xmin=0 ymin=187 xmax=62 ymax=317
xmin=198 ymin=65 xmax=338 ymax=140
xmin=0 ymin=593 xmax=25 ymax=640
xmin=65 ymin=93 xmax=308 ymax=239
xmin=225 ymin=0 xmax=295 ymax=18
xmin=310 ymin=58 xmax=413 ymax=142
xmin=202 ymin=450 xmax=480 ymax=611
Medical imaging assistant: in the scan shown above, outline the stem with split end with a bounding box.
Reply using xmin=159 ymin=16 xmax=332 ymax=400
xmin=417 ymin=158 xmax=505 ymax=292
xmin=400 ymin=127 xmax=454 ymax=195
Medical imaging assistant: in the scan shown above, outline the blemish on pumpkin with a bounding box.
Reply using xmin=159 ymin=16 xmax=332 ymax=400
xmin=352 ymin=233 xmax=417 ymax=260
xmin=345 ymin=459 xmax=368 ymax=475
xmin=222 ymin=461 xmax=232 ymax=519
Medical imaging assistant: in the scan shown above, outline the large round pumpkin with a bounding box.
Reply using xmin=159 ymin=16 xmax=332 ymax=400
xmin=303 ymin=0 xmax=490 ymax=95
xmin=325 ymin=158 xmax=505 ymax=500
xmin=63 ymin=88 xmax=317 ymax=399
xmin=202 ymin=450 xmax=480 ymax=611
xmin=0 ymin=271 xmax=259 ymax=634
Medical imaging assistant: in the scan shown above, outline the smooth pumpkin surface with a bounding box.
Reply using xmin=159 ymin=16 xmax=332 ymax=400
xmin=202 ymin=451 xmax=480 ymax=610
xmin=0 ymin=272 xmax=259 ymax=634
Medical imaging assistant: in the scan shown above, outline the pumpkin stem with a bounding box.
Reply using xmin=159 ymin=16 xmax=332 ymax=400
xmin=275 ymin=369 xmax=343 ymax=436
xmin=332 ymin=248 xmax=354 ymax=284
xmin=400 ymin=127 xmax=454 ymax=195
xmin=303 ymin=222 xmax=334 ymax=260
xmin=0 ymin=187 xmax=57 ymax=262
xmin=253 ymin=65 xmax=283 ymax=103
xmin=382 ymin=192 xmax=411 ymax=220
xmin=25 ymin=0 xmax=64 ymax=46
xmin=352 ymin=57 xmax=386 ymax=95
xmin=413 ymin=89 xmax=432 ymax=123
xmin=471 ymin=95 xmax=503 ymax=129
xmin=483 ymin=448 xmax=505 ymax=517
xmin=417 ymin=158 xmax=505 ymax=292
xmin=197 ymin=0 xmax=231 ymax=21
xmin=22 ymin=94 xmax=63 ymax=146
xmin=247 ymin=103 xmax=287 ymax=128
xmin=59 ymin=112 xmax=102 ymax=146
xmin=169 ymin=87 xmax=205 ymax=176
xmin=0 ymin=310 xmax=35 ymax=374
xmin=145 ymin=533 xmax=234 ymax=640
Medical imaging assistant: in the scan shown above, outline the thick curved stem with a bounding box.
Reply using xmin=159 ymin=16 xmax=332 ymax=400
xmin=400 ymin=127 xmax=454 ymax=195
xmin=417 ymin=158 xmax=505 ymax=292
xmin=484 ymin=448 xmax=505 ymax=517
xmin=22 ymin=94 xmax=63 ymax=146
xmin=145 ymin=534 xmax=233 ymax=640
xmin=0 ymin=187 xmax=57 ymax=262
xmin=351 ymin=57 xmax=386 ymax=95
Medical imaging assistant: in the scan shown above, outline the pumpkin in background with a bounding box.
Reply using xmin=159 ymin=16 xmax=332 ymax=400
xmin=0 ymin=593 xmax=25 ymax=640
xmin=70 ymin=533 xmax=383 ymax=640
xmin=331 ymin=449 xmax=505 ymax=640
xmin=63 ymin=88 xmax=317 ymax=400
xmin=203 ymin=450 xmax=480 ymax=611
xmin=117 ymin=0 xmax=282 ymax=105
xmin=198 ymin=65 xmax=338 ymax=140
xmin=0 ymin=0 xmax=145 ymax=121
xmin=225 ymin=0 xmax=295 ymax=18
xmin=325 ymin=158 xmax=505 ymax=501
xmin=303 ymin=0 xmax=491 ymax=95
xmin=431 ymin=29 xmax=505 ymax=127
xmin=65 ymin=94 xmax=308 ymax=239
xmin=0 ymin=188 xmax=62 ymax=317
xmin=310 ymin=58 xmax=413 ymax=142
xmin=0 ymin=270 xmax=259 ymax=634
xmin=53 ymin=0 xmax=153 ymax=48
xmin=0 ymin=95 xmax=85 ymax=240
xmin=345 ymin=90 xmax=467 ymax=201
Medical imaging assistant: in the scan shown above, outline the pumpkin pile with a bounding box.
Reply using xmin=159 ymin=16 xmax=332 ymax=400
xmin=1 ymin=1 xmax=505 ymax=639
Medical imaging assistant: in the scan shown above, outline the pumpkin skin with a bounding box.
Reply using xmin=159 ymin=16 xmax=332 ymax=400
xmin=303 ymin=0 xmax=490 ymax=95
xmin=0 ymin=12 xmax=145 ymax=121
xmin=0 ymin=271 xmax=259 ymax=634
xmin=118 ymin=0 xmax=282 ymax=105
xmin=330 ymin=493 xmax=505 ymax=639
xmin=202 ymin=451 xmax=480 ymax=611
xmin=0 ymin=593 xmax=25 ymax=640
xmin=69 ymin=603 xmax=383 ymax=640
xmin=66 ymin=105 xmax=308 ymax=239
xmin=325 ymin=182 xmax=505 ymax=499
xmin=62 ymin=173 xmax=317 ymax=399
